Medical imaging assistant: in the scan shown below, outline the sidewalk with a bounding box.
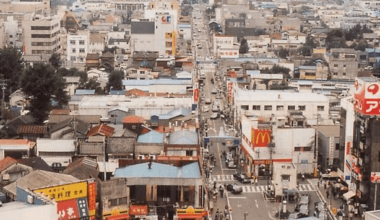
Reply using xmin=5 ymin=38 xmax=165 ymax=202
xmin=308 ymin=178 xmax=364 ymax=220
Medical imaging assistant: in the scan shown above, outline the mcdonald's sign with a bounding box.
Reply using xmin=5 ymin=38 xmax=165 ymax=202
xmin=253 ymin=129 xmax=271 ymax=147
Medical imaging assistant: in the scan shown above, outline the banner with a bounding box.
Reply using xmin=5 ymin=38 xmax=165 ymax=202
xmin=34 ymin=182 xmax=87 ymax=202
xmin=193 ymin=88 xmax=199 ymax=102
xmin=87 ymin=182 xmax=96 ymax=216
xmin=354 ymin=77 xmax=380 ymax=116
xmin=172 ymin=31 xmax=176 ymax=56
xmin=228 ymin=82 xmax=233 ymax=105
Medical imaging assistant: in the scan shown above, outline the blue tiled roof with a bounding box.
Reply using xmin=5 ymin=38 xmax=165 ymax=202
xmin=109 ymin=90 xmax=126 ymax=95
xmin=137 ymin=130 xmax=164 ymax=144
xmin=169 ymin=130 xmax=198 ymax=145
xmin=114 ymin=162 xmax=201 ymax=178
xmin=76 ymin=89 xmax=95 ymax=95
xmin=158 ymin=108 xmax=191 ymax=120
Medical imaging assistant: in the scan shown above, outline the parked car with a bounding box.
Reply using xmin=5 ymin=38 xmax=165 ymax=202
xmin=294 ymin=204 xmax=309 ymax=215
xmin=202 ymin=106 xmax=209 ymax=113
xmin=299 ymin=194 xmax=311 ymax=205
xmin=288 ymin=211 xmax=308 ymax=219
xmin=211 ymin=88 xmax=217 ymax=94
xmin=204 ymin=98 xmax=211 ymax=104
xmin=212 ymin=105 xmax=219 ymax=112
xmin=226 ymin=183 xmax=243 ymax=194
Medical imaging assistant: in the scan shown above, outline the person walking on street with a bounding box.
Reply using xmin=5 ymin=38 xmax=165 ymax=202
xmin=215 ymin=209 xmax=220 ymax=220
xmin=326 ymin=190 xmax=330 ymax=199
xmin=219 ymin=185 xmax=224 ymax=198
xmin=324 ymin=181 xmax=327 ymax=189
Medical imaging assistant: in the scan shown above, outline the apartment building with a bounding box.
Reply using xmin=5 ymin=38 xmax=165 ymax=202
xmin=22 ymin=15 xmax=61 ymax=55
xmin=328 ymin=48 xmax=358 ymax=80
xmin=66 ymin=30 xmax=89 ymax=66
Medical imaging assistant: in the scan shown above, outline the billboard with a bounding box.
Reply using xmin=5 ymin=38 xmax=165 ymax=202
xmin=371 ymin=172 xmax=380 ymax=183
xmin=34 ymin=182 xmax=87 ymax=202
xmin=227 ymin=82 xmax=233 ymax=105
xmin=193 ymin=88 xmax=199 ymax=102
xmin=87 ymin=182 xmax=96 ymax=216
xmin=57 ymin=199 xmax=80 ymax=220
xmin=252 ymin=129 xmax=271 ymax=147
xmin=354 ymin=77 xmax=380 ymax=115
xmin=161 ymin=15 xmax=171 ymax=24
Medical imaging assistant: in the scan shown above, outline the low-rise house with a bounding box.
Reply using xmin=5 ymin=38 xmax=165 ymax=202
xmin=0 ymin=139 xmax=34 ymax=159
xmin=107 ymin=133 xmax=136 ymax=161
xmin=100 ymin=178 xmax=129 ymax=219
xmin=9 ymin=89 xmax=26 ymax=107
xmin=63 ymin=157 xmax=99 ymax=180
xmin=36 ymin=139 xmax=77 ymax=170
xmin=79 ymin=136 xmax=106 ymax=161
xmin=49 ymin=117 xmax=90 ymax=140
xmin=87 ymin=124 xmax=114 ymax=137
xmin=136 ymin=130 xmax=164 ymax=158
xmin=0 ymin=156 xmax=32 ymax=186
xmin=165 ymin=130 xmax=199 ymax=157
xmin=328 ymin=48 xmax=358 ymax=80
xmin=86 ymin=53 xmax=100 ymax=70
xmin=2 ymin=115 xmax=34 ymax=138
xmin=18 ymin=157 xmax=53 ymax=172
xmin=17 ymin=125 xmax=48 ymax=141
xmin=64 ymin=76 xmax=81 ymax=96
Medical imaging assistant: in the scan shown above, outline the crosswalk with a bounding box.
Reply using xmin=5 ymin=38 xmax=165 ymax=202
xmin=209 ymin=175 xmax=316 ymax=193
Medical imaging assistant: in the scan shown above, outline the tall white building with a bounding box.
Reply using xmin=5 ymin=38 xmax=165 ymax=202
xmin=66 ymin=30 xmax=89 ymax=66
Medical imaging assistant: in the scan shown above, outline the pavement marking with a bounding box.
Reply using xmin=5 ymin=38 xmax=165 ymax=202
xmin=228 ymin=197 xmax=247 ymax=199
xmin=255 ymin=199 xmax=259 ymax=208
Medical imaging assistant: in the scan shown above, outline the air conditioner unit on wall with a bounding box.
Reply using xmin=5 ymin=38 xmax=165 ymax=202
xmin=27 ymin=195 xmax=34 ymax=204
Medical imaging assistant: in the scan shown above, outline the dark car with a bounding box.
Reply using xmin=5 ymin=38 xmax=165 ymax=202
xmin=226 ymin=183 xmax=243 ymax=194
xmin=234 ymin=173 xmax=252 ymax=184
xmin=288 ymin=211 xmax=308 ymax=219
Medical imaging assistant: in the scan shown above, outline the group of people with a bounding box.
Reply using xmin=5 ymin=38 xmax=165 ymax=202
xmin=214 ymin=205 xmax=230 ymax=220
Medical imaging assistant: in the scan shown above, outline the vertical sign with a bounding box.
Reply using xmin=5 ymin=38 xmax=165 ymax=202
xmin=193 ymin=88 xmax=199 ymax=102
xmin=227 ymin=82 xmax=233 ymax=105
xmin=87 ymin=182 xmax=96 ymax=216
xmin=329 ymin=137 xmax=334 ymax=165
xmin=172 ymin=31 xmax=176 ymax=56
xmin=57 ymin=199 xmax=80 ymax=220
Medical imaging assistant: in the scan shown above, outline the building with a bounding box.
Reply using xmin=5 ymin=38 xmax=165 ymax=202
xmin=66 ymin=30 xmax=89 ymax=67
xmin=316 ymin=125 xmax=340 ymax=173
xmin=22 ymin=15 xmax=61 ymax=55
xmin=328 ymin=48 xmax=358 ymax=80
xmin=0 ymin=139 xmax=34 ymax=159
xmin=36 ymin=138 xmax=77 ymax=169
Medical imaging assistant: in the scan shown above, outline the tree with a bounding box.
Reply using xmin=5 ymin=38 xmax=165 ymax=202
xmin=278 ymin=48 xmax=289 ymax=59
xmin=49 ymin=53 xmax=61 ymax=70
xmin=0 ymin=47 xmax=24 ymax=98
xmin=107 ymin=70 xmax=124 ymax=91
xmin=239 ymin=38 xmax=249 ymax=54
xmin=57 ymin=67 xmax=88 ymax=88
xmin=20 ymin=63 xmax=69 ymax=124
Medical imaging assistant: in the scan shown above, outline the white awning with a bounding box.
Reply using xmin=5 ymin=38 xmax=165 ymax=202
xmin=343 ymin=191 xmax=355 ymax=200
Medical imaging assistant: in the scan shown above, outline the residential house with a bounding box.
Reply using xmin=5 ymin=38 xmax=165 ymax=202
xmin=165 ymin=130 xmax=199 ymax=157
xmin=79 ymin=136 xmax=106 ymax=162
xmin=86 ymin=53 xmax=100 ymax=70
xmin=136 ymin=130 xmax=164 ymax=158
xmin=100 ymin=178 xmax=129 ymax=219
xmin=63 ymin=157 xmax=99 ymax=180
xmin=0 ymin=139 xmax=34 ymax=159
xmin=63 ymin=76 xmax=81 ymax=96
xmin=18 ymin=157 xmax=54 ymax=172
xmin=36 ymin=139 xmax=77 ymax=170
xmin=0 ymin=156 xmax=33 ymax=186
xmin=2 ymin=115 xmax=34 ymax=138
xmin=17 ymin=125 xmax=48 ymax=141
xmin=9 ymin=89 xmax=25 ymax=108
xmin=100 ymin=51 xmax=115 ymax=69
xmin=108 ymin=107 xmax=130 ymax=125
xmin=49 ymin=117 xmax=90 ymax=140
xmin=89 ymin=33 xmax=106 ymax=55
xmin=122 ymin=115 xmax=145 ymax=135
xmin=107 ymin=133 xmax=136 ymax=161
xmin=66 ymin=30 xmax=89 ymax=69
xmin=87 ymin=124 xmax=115 ymax=137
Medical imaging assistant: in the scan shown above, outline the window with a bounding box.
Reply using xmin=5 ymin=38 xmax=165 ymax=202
xmin=298 ymin=105 xmax=306 ymax=110
xmin=317 ymin=106 xmax=325 ymax=111
xmin=241 ymin=105 xmax=249 ymax=110
xmin=334 ymin=64 xmax=338 ymax=67
xmin=335 ymin=143 xmax=340 ymax=150
xmin=288 ymin=105 xmax=295 ymax=110
xmin=294 ymin=146 xmax=311 ymax=151
xmin=252 ymin=105 xmax=261 ymax=110
xmin=70 ymin=56 xmax=76 ymax=61
xmin=72 ymin=48 xmax=76 ymax=53
xmin=276 ymin=105 xmax=284 ymax=111
xmin=79 ymin=40 xmax=85 ymax=45
xmin=264 ymin=105 xmax=272 ymax=110
xmin=79 ymin=48 xmax=85 ymax=53
xmin=109 ymin=198 xmax=118 ymax=206
xmin=70 ymin=40 xmax=75 ymax=45
xmin=186 ymin=150 xmax=192 ymax=156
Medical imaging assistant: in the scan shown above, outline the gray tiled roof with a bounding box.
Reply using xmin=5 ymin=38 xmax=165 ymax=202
xmin=131 ymin=21 xmax=155 ymax=34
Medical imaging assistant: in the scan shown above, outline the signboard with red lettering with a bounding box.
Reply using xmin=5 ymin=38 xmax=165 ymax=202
xmin=193 ymin=88 xmax=199 ymax=102
xmin=371 ymin=172 xmax=380 ymax=183
xmin=87 ymin=182 xmax=96 ymax=216
xmin=252 ymin=129 xmax=271 ymax=147
xmin=130 ymin=205 xmax=148 ymax=216
xmin=354 ymin=78 xmax=380 ymax=116
xmin=57 ymin=199 xmax=80 ymax=220
xmin=228 ymin=82 xmax=233 ymax=105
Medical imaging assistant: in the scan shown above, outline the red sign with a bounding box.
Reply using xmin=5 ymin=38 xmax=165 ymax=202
xmin=129 ymin=205 xmax=148 ymax=215
xmin=371 ymin=172 xmax=380 ymax=183
xmin=57 ymin=199 xmax=80 ymax=220
xmin=194 ymin=88 xmax=199 ymax=102
xmin=354 ymin=78 xmax=380 ymax=115
xmin=253 ymin=129 xmax=271 ymax=147
xmin=346 ymin=142 xmax=350 ymax=155
xmin=228 ymin=82 xmax=233 ymax=104
xmin=87 ymin=182 xmax=96 ymax=216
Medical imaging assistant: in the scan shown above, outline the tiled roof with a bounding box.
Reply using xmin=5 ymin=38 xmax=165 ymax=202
xmin=17 ymin=125 xmax=47 ymax=135
xmin=125 ymin=89 xmax=149 ymax=97
xmin=122 ymin=115 xmax=144 ymax=124
xmin=86 ymin=53 xmax=100 ymax=59
xmin=18 ymin=157 xmax=54 ymax=172
xmin=87 ymin=124 xmax=114 ymax=137
xmin=51 ymin=109 xmax=71 ymax=115
xmin=0 ymin=139 xmax=30 ymax=145
xmin=168 ymin=130 xmax=198 ymax=145
xmin=137 ymin=130 xmax=164 ymax=144
xmin=0 ymin=157 xmax=17 ymax=172
xmin=63 ymin=157 xmax=99 ymax=180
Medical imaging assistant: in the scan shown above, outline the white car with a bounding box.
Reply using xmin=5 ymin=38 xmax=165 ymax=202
xmin=203 ymin=106 xmax=210 ymax=112
xmin=210 ymin=113 xmax=219 ymax=119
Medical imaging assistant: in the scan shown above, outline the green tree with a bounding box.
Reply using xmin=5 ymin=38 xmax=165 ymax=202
xmin=85 ymin=78 xmax=103 ymax=95
xmin=0 ymin=47 xmax=24 ymax=98
xmin=20 ymin=63 xmax=69 ymax=124
xmin=278 ymin=48 xmax=289 ymax=58
xmin=239 ymin=38 xmax=249 ymax=54
xmin=57 ymin=67 xmax=88 ymax=88
xmin=49 ymin=53 xmax=61 ymax=70
xmin=107 ymin=70 xmax=124 ymax=91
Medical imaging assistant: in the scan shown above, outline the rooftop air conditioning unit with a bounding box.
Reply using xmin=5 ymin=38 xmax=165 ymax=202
xmin=27 ymin=195 xmax=34 ymax=204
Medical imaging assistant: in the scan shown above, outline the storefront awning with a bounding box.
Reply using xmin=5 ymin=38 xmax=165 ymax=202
xmin=343 ymin=191 xmax=356 ymax=200
xmin=177 ymin=214 xmax=203 ymax=219
xmin=240 ymin=144 xmax=255 ymax=160
xmin=107 ymin=214 xmax=129 ymax=220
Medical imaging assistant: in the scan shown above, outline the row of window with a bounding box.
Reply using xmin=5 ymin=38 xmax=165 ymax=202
xmin=69 ymin=40 xmax=86 ymax=45
xmin=31 ymin=31 xmax=59 ymax=39
xmin=31 ymin=23 xmax=59 ymax=30
xmin=241 ymin=105 xmax=325 ymax=111
xmin=31 ymin=39 xmax=59 ymax=46
xmin=71 ymin=48 xmax=86 ymax=53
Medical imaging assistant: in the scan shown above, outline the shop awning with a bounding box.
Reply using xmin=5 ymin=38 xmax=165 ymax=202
xmin=240 ymin=144 xmax=255 ymax=160
xmin=177 ymin=214 xmax=203 ymax=219
xmin=106 ymin=214 xmax=129 ymax=220
xmin=343 ymin=191 xmax=356 ymax=200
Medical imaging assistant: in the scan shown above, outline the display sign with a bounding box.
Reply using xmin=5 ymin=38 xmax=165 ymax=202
xmin=77 ymin=197 xmax=89 ymax=217
xmin=172 ymin=31 xmax=176 ymax=56
xmin=227 ymin=82 xmax=233 ymax=105
xmin=34 ymin=182 xmax=87 ymax=202
xmin=177 ymin=206 xmax=207 ymax=219
xmin=161 ymin=15 xmax=171 ymax=24
xmin=57 ymin=199 xmax=80 ymax=220
xmin=194 ymin=88 xmax=199 ymax=102
xmin=129 ymin=205 xmax=148 ymax=216
xmin=354 ymin=77 xmax=380 ymax=116
xmin=252 ymin=129 xmax=271 ymax=147
xmin=371 ymin=172 xmax=380 ymax=183
xmin=87 ymin=182 xmax=96 ymax=216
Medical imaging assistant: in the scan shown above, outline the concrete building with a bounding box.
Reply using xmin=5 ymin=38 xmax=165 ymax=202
xmin=0 ymin=139 xmax=33 ymax=159
xmin=22 ymin=15 xmax=61 ymax=55
xmin=272 ymin=162 xmax=297 ymax=197
xmin=328 ymin=48 xmax=358 ymax=80
xmin=233 ymin=87 xmax=330 ymax=123
xmin=212 ymin=35 xmax=235 ymax=57
xmin=66 ymin=30 xmax=89 ymax=67
xmin=316 ymin=125 xmax=340 ymax=173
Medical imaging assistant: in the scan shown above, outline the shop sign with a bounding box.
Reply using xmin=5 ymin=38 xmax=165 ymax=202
xmin=129 ymin=205 xmax=148 ymax=216
xmin=34 ymin=181 xmax=87 ymax=202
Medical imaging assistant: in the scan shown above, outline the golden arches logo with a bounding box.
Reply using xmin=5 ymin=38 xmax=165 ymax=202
xmin=254 ymin=130 xmax=270 ymax=147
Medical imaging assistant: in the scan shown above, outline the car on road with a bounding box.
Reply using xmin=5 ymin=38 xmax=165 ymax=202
xmin=288 ymin=211 xmax=309 ymax=219
xmin=210 ymin=113 xmax=219 ymax=119
xmin=204 ymin=98 xmax=211 ymax=104
xmin=226 ymin=183 xmax=243 ymax=194
xmin=212 ymin=105 xmax=219 ymax=112
xmin=298 ymin=194 xmax=311 ymax=205
xmin=211 ymin=88 xmax=217 ymax=94
xmin=202 ymin=106 xmax=209 ymax=113
xmin=294 ymin=204 xmax=309 ymax=214
xmin=233 ymin=173 xmax=252 ymax=184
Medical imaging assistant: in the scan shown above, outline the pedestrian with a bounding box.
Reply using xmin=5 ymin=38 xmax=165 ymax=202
xmin=219 ymin=185 xmax=224 ymax=198
xmin=214 ymin=181 xmax=217 ymax=190
xmin=215 ymin=209 xmax=220 ymax=220
xmin=224 ymin=205 xmax=229 ymax=217
xmin=326 ymin=190 xmax=330 ymax=199
xmin=324 ymin=181 xmax=327 ymax=189
xmin=317 ymin=181 xmax=320 ymax=188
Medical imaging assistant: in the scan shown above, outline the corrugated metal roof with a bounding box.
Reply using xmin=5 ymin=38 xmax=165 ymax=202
xmin=76 ymin=89 xmax=96 ymax=95
xmin=114 ymin=162 xmax=200 ymax=178
xmin=87 ymin=124 xmax=114 ymax=137
xmin=168 ymin=130 xmax=198 ymax=145
xmin=137 ymin=130 xmax=164 ymax=144
xmin=18 ymin=125 xmax=47 ymax=135
xmin=36 ymin=139 xmax=76 ymax=152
